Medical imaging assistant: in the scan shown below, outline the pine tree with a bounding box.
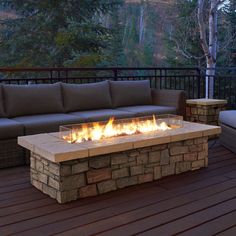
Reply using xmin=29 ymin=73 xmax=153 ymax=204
xmin=120 ymin=1 xmax=159 ymax=67
xmin=223 ymin=0 xmax=236 ymax=66
xmin=0 ymin=0 xmax=122 ymax=67
xmin=99 ymin=1 xmax=125 ymax=67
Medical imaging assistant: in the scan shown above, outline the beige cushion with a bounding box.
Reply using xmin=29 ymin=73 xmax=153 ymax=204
xmin=62 ymin=81 xmax=112 ymax=112
xmin=3 ymin=83 xmax=64 ymax=117
xmin=0 ymin=85 xmax=5 ymax=117
xmin=110 ymin=80 xmax=152 ymax=107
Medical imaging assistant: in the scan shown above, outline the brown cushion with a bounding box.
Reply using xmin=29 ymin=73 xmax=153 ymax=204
xmin=110 ymin=80 xmax=152 ymax=107
xmin=3 ymin=83 xmax=64 ymax=117
xmin=0 ymin=85 xmax=5 ymax=117
xmin=62 ymin=81 xmax=112 ymax=112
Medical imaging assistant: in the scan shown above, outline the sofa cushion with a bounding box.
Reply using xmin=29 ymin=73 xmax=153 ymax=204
xmin=219 ymin=110 xmax=236 ymax=129
xmin=62 ymin=81 xmax=112 ymax=112
xmin=0 ymin=85 xmax=5 ymax=117
xmin=110 ymin=80 xmax=152 ymax=107
xmin=69 ymin=109 xmax=136 ymax=122
xmin=3 ymin=83 xmax=64 ymax=117
xmin=12 ymin=114 xmax=86 ymax=135
xmin=117 ymin=105 xmax=176 ymax=117
xmin=0 ymin=118 xmax=24 ymax=140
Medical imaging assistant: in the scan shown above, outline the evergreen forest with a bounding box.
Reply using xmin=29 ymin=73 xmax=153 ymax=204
xmin=0 ymin=0 xmax=235 ymax=68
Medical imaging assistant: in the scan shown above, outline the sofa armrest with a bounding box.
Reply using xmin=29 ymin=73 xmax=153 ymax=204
xmin=151 ymin=89 xmax=186 ymax=118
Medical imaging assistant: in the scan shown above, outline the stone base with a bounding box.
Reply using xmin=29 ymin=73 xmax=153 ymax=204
xmin=186 ymin=99 xmax=227 ymax=126
xmin=30 ymin=137 xmax=208 ymax=203
xmin=186 ymin=99 xmax=227 ymax=139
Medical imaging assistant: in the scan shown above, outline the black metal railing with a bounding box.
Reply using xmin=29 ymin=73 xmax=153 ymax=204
xmin=0 ymin=67 xmax=235 ymax=108
xmin=0 ymin=67 xmax=202 ymax=97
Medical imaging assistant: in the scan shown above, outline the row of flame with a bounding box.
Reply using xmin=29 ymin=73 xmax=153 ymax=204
xmin=62 ymin=115 xmax=171 ymax=143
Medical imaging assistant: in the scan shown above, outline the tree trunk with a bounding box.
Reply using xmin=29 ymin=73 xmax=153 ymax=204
xmin=205 ymin=61 xmax=215 ymax=99
xmin=207 ymin=0 xmax=218 ymax=98
xmin=198 ymin=0 xmax=219 ymax=98
xmin=139 ymin=4 xmax=145 ymax=44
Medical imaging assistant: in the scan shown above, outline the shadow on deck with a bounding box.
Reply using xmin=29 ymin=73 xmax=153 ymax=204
xmin=0 ymin=141 xmax=236 ymax=236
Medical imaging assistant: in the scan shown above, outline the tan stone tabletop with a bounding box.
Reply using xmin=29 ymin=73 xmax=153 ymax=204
xmin=18 ymin=121 xmax=221 ymax=163
xmin=186 ymin=98 xmax=227 ymax=106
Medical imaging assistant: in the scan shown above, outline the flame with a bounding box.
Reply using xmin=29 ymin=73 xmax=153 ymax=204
xmin=63 ymin=115 xmax=171 ymax=144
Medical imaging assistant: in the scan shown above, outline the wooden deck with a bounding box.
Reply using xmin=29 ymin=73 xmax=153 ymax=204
xmin=1 ymin=141 xmax=236 ymax=236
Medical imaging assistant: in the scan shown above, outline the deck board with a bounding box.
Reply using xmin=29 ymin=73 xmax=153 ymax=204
xmin=217 ymin=226 xmax=236 ymax=236
xmin=0 ymin=142 xmax=236 ymax=236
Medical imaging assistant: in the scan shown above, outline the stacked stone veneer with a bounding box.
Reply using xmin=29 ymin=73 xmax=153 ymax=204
xmin=186 ymin=100 xmax=227 ymax=126
xmin=30 ymin=137 xmax=208 ymax=203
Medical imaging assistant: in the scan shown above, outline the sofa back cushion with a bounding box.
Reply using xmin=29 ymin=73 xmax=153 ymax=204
xmin=0 ymin=85 xmax=5 ymax=117
xmin=62 ymin=81 xmax=112 ymax=112
xmin=110 ymin=80 xmax=152 ymax=107
xmin=4 ymin=83 xmax=64 ymax=117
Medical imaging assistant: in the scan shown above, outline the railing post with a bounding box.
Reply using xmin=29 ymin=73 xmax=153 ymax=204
xmin=197 ymin=67 xmax=201 ymax=98
xmin=160 ymin=69 xmax=162 ymax=89
xmin=154 ymin=69 xmax=157 ymax=89
xmin=65 ymin=69 xmax=68 ymax=80
xmin=50 ymin=70 xmax=53 ymax=80
xmin=113 ymin=68 xmax=118 ymax=81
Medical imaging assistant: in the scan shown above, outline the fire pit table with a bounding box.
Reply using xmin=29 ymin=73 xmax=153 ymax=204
xmin=18 ymin=115 xmax=220 ymax=203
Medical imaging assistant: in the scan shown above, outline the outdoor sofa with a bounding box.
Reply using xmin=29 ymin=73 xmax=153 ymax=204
xmin=0 ymin=80 xmax=186 ymax=168
xmin=219 ymin=110 xmax=236 ymax=153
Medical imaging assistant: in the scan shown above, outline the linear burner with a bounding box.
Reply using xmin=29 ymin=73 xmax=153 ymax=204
xmin=60 ymin=114 xmax=183 ymax=144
